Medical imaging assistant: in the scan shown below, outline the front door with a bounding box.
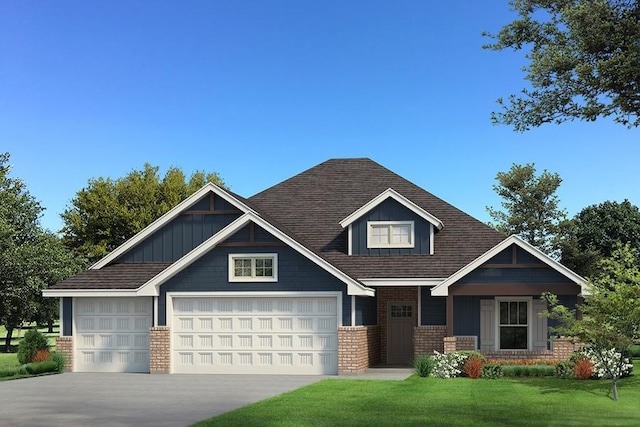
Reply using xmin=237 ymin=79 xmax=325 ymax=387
xmin=387 ymin=302 xmax=414 ymax=365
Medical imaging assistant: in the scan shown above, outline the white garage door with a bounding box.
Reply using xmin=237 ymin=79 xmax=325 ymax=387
xmin=74 ymin=297 xmax=152 ymax=373
xmin=171 ymin=295 xmax=339 ymax=375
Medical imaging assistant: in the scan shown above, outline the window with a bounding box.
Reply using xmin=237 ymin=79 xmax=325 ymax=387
xmin=228 ymin=254 xmax=278 ymax=282
xmin=498 ymin=300 xmax=529 ymax=350
xmin=367 ymin=221 xmax=414 ymax=248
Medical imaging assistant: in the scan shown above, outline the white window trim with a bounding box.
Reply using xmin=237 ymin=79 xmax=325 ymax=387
xmin=228 ymin=253 xmax=278 ymax=282
xmin=367 ymin=221 xmax=415 ymax=249
xmin=495 ymin=297 xmax=532 ymax=351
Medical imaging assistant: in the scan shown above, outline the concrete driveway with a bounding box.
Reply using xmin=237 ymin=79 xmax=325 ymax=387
xmin=0 ymin=373 xmax=325 ymax=427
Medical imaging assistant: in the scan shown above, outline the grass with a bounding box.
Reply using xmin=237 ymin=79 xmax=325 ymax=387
xmin=0 ymin=322 xmax=59 ymax=352
xmin=194 ymin=361 xmax=640 ymax=427
xmin=0 ymin=352 xmax=19 ymax=368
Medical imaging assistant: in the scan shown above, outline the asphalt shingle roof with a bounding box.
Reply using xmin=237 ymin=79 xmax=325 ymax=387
xmin=249 ymin=158 xmax=505 ymax=278
xmin=50 ymin=158 xmax=505 ymax=290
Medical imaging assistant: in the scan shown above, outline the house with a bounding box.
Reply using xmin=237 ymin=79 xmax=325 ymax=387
xmin=43 ymin=158 xmax=586 ymax=375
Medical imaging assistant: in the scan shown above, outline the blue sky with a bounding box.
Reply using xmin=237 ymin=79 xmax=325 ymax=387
xmin=2 ymin=1 xmax=638 ymax=233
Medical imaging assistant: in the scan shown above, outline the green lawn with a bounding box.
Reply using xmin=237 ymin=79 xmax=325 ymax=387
xmin=0 ymin=352 xmax=19 ymax=369
xmin=194 ymin=362 xmax=640 ymax=427
xmin=0 ymin=323 xmax=59 ymax=352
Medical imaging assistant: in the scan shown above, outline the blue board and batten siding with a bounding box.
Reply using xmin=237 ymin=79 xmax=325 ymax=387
xmin=158 ymin=245 xmax=356 ymax=327
xmin=351 ymin=199 xmax=432 ymax=255
xmin=115 ymin=194 xmax=243 ymax=263
xmin=421 ymin=287 xmax=446 ymax=326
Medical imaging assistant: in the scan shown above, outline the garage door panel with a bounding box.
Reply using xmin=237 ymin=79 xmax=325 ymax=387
xmin=172 ymin=296 xmax=339 ymax=375
xmin=74 ymin=297 xmax=152 ymax=373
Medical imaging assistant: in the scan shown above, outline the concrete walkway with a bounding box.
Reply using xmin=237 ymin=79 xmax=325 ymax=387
xmin=336 ymin=367 xmax=414 ymax=380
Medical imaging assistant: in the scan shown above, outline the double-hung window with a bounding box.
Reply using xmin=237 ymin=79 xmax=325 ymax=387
xmin=498 ymin=299 xmax=529 ymax=350
xmin=367 ymin=221 xmax=414 ymax=248
xmin=229 ymin=254 xmax=278 ymax=282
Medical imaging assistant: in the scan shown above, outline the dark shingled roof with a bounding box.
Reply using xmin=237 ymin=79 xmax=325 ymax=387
xmin=52 ymin=263 xmax=171 ymax=290
xmin=50 ymin=158 xmax=505 ymax=291
xmin=249 ymin=158 xmax=505 ymax=279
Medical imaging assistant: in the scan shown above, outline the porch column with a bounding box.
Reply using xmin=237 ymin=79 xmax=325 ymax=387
xmin=446 ymin=294 xmax=454 ymax=336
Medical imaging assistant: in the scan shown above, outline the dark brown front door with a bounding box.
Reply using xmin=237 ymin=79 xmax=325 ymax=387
xmin=387 ymin=302 xmax=414 ymax=365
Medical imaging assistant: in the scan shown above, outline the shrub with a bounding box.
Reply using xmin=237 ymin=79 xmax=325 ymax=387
xmin=481 ymin=363 xmax=503 ymax=379
xmin=582 ymin=347 xmax=634 ymax=379
xmin=627 ymin=345 xmax=640 ymax=359
xmin=554 ymin=361 xmax=574 ymax=379
xmin=573 ymin=357 xmax=594 ymax=380
xmin=24 ymin=361 xmax=58 ymax=375
xmin=0 ymin=366 xmax=27 ymax=378
xmin=463 ymin=356 xmax=483 ymax=379
xmin=414 ymin=355 xmax=435 ymax=377
xmin=49 ymin=352 xmax=66 ymax=373
xmin=431 ymin=351 xmax=467 ymax=378
xmin=31 ymin=348 xmax=51 ymax=363
xmin=17 ymin=329 xmax=50 ymax=364
xmin=503 ymin=365 xmax=555 ymax=377
xmin=458 ymin=351 xmax=486 ymax=363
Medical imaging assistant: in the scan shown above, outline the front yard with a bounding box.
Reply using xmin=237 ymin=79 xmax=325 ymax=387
xmin=194 ymin=361 xmax=640 ymax=427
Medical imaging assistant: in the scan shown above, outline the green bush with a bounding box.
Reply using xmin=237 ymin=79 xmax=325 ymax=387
xmin=554 ymin=361 xmax=575 ymax=379
xmin=49 ymin=352 xmax=66 ymax=373
xmin=24 ymin=360 xmax=58 ymax=375
xmin=17 ymin=329 xmax=49 ymax=364
xmin=457 ymin=351 xmax=486 ymax=363
xmin=503 ymin=365 xmax=555 ymax=377
xmin=414 ymin=355 xmax=435 ymax=377
xmin=627 ymin=345 xmax=640 ymax=359
xmin=481 ymin=363 xmax=503 ymax=379
xmin=0 ymin=366 xmax=27 ymax=378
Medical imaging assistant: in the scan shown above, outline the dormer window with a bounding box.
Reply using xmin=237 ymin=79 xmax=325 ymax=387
xmin=367 ymin=221 xmax=414 ymax=248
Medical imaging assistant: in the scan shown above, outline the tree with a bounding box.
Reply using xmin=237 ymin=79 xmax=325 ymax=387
xmin=0 ymin=153 xmax=82 ymax=351
xmin=484 ymin=0 xmax=640 ymax=130
xmin=560 ymin=200 xmax=640 ymax=277
xmin=487 ymin=163 xmax=567 ymax=255
xmin=61 ymin=163 xmax=226 ymax=263
xmin=543 ymin=243 xmax=640 ymax=401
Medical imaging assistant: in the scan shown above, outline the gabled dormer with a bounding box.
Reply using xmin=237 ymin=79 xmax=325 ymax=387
xmin=339 ymin=188 xmax=444 ymax=256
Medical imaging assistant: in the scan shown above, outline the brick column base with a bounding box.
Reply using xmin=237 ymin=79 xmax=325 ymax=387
xmin=55 ymin=336 xmax=73 ymax=372
xmin=150 ymin=327 xmax=171 ymax=373
xmin=338 ymin=326 xmax=381 ymax=373
xmin=414 ymin=326 xmax=446 ymax=357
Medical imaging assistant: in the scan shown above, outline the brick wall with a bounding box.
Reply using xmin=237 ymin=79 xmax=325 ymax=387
xmin=55 ymin=336 xmax=73 ymax=372
xmin=480 ymin=337 xmax=582 ymax=361
xmin=338 ymin=326 xmax=381 ymax=373
xmin=414 ymin=326 xmax=446 ymax=357
xmin=377 ymin=287 xmax=418 ymax=364
xmin=443 ymin=336 xmax=477 ymax=353
xmin=150 ymin=326 xmax=171 ymax=373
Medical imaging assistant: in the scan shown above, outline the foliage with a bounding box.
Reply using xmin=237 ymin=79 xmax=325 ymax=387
xmin=61 ymin=163 xmax=226 ymax=263
xmin=463 ymin=357 xmax=483 ymax=379
xmin=481 ymin=363 xmax=504 ymax=379
xmin=413 ymin=355 xmax=435 ymax=377
xmin=0 ymin=153 xmax=83 ymax=352
xmin=49 ymin=351 xmax=66 ymax=373
xmin=431 ymin=351 xmax=467 ymax=379
xmin=24 ymin=360 xmax=58 ymax=375
xmin=573 ymin=357 xmax=594 ymax=380
xmin=554 ymin=361 xmax=575 ymax=379
xmin=457 ymin=350 xmax=486 ymax=363
xmin=486 ymin=358 xmax=558 ymax=366
xmin=484 ymin=0 xmax=640 ymax=130
xmin=628 ymin=344 xmax=640 ymax=359
xmin=0 ymin=366 xmax=27 ymax=378
xmin=486 ymin=163 xmax=566 ymax=255
xmin=17 ymin=329 xmax=49 ymax=364
xmin=543 ymin=243 xmax=640 ymax=400
xmin=582 ymin=347 xmax=634 ymax=379
xmin=560 ymin=200 xmax=640 ymax=278
xmin=502 ymin=365 xmax=555 ymax=377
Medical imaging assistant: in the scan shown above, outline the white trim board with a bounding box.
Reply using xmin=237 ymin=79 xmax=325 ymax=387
xmin=42 ymin=289 xmax=139 ymax=298
xmin=339 ymin=188 xmax=444 ymax=230
xmin=360 ymin=278 xmax=444 ymax=287
xmin=430 ymin=235 xmax=588 ymax=296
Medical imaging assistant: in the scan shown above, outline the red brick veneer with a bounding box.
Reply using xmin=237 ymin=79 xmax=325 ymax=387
xmin=150 ymin=326 xmax=171 ymax=373
xmin=338 ymin=326 xmax=381 ymax=372
xmin=55 ymin=336 xmax=73 ymax=371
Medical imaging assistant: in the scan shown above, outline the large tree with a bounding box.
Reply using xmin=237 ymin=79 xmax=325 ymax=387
xmin=544 ymin=243 xmax=640 ymax=401
xmin=487 ymin=163 xmax=567 ymax=255
xmin=560 ymin=199 xmax=640 ymax=277
xmin=0 ymin=153 xmax=82 ymax=351
xmin=484 ymin=0 xmax=640 ymax=130
xmin=61 ymin=163 xmax=226 ymax=263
